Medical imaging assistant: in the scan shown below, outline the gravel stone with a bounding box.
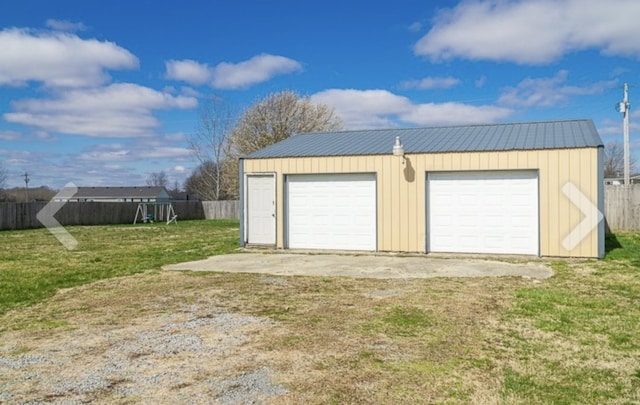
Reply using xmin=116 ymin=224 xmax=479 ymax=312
xmin=0 ymin=354 xmax=50 ymax=369
xmin=210 ymin=368 xmax=287 ymax=405
xmin=0 ymin=306 xmax=284 ymax=403
xmin=0 ymin=389 xmax=13 ymax=402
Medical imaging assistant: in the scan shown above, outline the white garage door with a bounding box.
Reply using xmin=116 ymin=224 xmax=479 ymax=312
xmin=287 ymin=173 xmax=376 ymax=251
xmin=427 ymin=171 xmax=539 ymax=255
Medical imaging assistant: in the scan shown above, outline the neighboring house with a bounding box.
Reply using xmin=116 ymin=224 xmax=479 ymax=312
xmin=604 ymin=175 xmax=640 ymax=185
xmin=239 ymin=119 xmax=605 ymax=258
xmin=60 ymin=186 xmax=171 ymax=202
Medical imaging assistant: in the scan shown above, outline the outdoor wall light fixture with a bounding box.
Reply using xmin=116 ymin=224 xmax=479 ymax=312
xmin=392 ymin=135 xmax=405 ymax=163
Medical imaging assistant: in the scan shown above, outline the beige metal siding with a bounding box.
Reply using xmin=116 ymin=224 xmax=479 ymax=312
xmin=244 ymin=147 xmax=600 ymax=257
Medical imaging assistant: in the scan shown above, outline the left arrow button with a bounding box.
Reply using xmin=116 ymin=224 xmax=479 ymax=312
xmin=36 ymin=182 xmax=79 ymax=250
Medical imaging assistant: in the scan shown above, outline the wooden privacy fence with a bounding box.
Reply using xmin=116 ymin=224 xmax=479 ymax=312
xmin=605 ymin=185 xmax=640 ymax=231
xmin=201 ymin=200 xmax=239 ymax=220
xmin=0 ymin=201 xmax=205 ymax=231
xmin=0 ymin=200 xmax=240 ymax=231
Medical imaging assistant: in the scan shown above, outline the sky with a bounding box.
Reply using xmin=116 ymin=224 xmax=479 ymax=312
xmin=1 ymin=0 xmax=639 ymax=189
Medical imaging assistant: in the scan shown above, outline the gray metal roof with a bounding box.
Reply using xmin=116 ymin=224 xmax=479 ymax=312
xmin=245 ymin=119 xmax=603 ymax=159
xmin=73 ymin=186 xmax=169 ymax=199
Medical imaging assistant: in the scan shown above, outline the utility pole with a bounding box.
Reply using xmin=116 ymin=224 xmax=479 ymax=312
xmin=619 ymin=83 xmax=631 ymax=186
xmin=23 ymin=172 xmax=30 ymax=202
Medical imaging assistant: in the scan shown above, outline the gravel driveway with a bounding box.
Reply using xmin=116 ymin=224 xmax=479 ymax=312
xmin=0 ymin=303 xmax=285 ymax=405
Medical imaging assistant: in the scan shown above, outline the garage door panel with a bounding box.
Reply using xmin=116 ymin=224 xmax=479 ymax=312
xmin=428 ymin=171 xmax=538 ymax=255
xmin=287 ymin=174 xmax=376 ymax=251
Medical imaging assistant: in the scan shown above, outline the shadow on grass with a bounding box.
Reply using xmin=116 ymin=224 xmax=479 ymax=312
xmin=605 ymin=231 xmax=640 ymax=268
xmin=605 ymin=232 xmax=623 ymax=255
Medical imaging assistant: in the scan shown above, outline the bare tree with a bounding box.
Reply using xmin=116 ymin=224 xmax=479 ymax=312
xmin=189 ymin=96 xmax=236 ymax=200
xmin=224 ymin=90 xmax=342 ymax=197
xmin=146 ymin=170 xmax=169 ymax=188
xmin=184 ymin=161 xmax=230 ymax=201
xmin=604 ymin=141 xmax=636 ymax=178
xmin=170 ymin=179 xmax=181 ymax=192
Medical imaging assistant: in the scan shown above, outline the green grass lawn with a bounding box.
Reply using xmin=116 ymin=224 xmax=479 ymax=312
xmin=0 ymin=221 xmax=639 ymax=404
xmin=500 ymin=232 xmax=640 ymax=403
xmin=0 ymin=219 xmax=239 ymax=316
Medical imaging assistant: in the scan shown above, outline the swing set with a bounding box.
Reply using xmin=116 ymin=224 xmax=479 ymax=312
xmin=133 ymin=202 xmax=177 ymax=225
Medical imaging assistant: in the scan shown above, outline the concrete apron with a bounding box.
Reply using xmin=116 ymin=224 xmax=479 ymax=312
xmin=163 ymin=251 xmax=554 ymax=280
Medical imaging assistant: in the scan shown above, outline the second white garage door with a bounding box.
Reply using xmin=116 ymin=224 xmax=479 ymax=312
xmin=427 ymin=170 xmax=539 ymax=255
xmin=287 ymin=173 xmax=376 ymax=251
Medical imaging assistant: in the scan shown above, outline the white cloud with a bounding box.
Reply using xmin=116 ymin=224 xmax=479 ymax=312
xmin=45 ymin=19 xmax=87 ymax=32
xmin=497 ymin=70 xmax=618 ymax=108
xmin=103 ymin=164 xmax=124 ymax=170
xmin=77 ymin=140 xmax=190 ymax=164
xmin=312 ymin=89 xmax=413 ymax=129
xmin=44 ymin=138 xmax=193 ymax=188
xmin=51 ymin=158 xmax=145 ymax=188
xmin=415 ymin=0 xmax=640 ymax=64
xmin=611 ymin=67 xmax=632 ymax=78
xmin=164 ymin=132 xmax=187 ymax=142
xmin=78 ymin=143 xmax=130 ymax=161
xmin=1 ymin=149 xmax=47 ymax=166
xmin=400 ymin=76 xmax=460 ymax=90
xmin=408 ymin=22 xmax=422 ymax=33
xmin=138 ymin=147 xmax=191 ymax=159
xmin=4 ymin=83 xmax=198 ymax=137
xmin=0 ymin=129 xmax=57 ymax=142
xmin=0 ymin=28 xmax=138 ymax=87
xmin=79 ymin=146 xmax=190 ymax=162
xmin=179 ymin=86 xmax=201 ymax=98
xmin=162 ymin=85 xmax=201 ymax=98
xmin=165 ymin=53 xmax=303 ymax=89
xmin=165 ymin=59 xmax=211 ymax=85
xmin=79 ymin=149 xmax=131 ymax=162
xmin=312 ymin=88 xmax=512 ymax=129
xmin=0 ymin=130 xmax=22 ymax=141
xmin=211 ymin=54 xmax=302 ymax=89
xmin=400 ymin=102 xmax=513 ymax=126
xmin=475 ymin=75 xmax=487 ymax=88
xmin=34 ymin=131 xmax=56 ymax=141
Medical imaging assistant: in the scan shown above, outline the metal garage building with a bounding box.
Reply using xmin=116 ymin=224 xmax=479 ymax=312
xmin=239 ymin=119 xmax=604 ymax=258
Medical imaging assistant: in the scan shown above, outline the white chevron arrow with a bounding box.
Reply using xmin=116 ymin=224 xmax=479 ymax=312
xmin=36 ymin=182 xmax=78 ymax=250
xmin=561 ymin=182 xmax=603 ymax=252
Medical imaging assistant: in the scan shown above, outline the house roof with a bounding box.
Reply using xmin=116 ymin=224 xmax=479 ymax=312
xmin=245 ymin=119 xmax=603 ymax=159
xmin=72 ymin=186 xmax=169 ymax=199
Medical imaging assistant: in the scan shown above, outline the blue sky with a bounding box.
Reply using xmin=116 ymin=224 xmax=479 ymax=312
xmin=1 ymin=0 xmax=639 ymax=188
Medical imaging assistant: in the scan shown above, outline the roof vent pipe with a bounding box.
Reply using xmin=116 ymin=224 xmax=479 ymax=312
xmin=392 ymin=136 xmax=405 ymax=157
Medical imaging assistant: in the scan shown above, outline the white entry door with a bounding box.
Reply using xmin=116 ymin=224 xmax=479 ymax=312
xmin=427 ymin=170 xmax=539 ymax=255
xmin=287 ymin=173 xmax=376 ymax=251
xmin=246 ymin=174 xmax=276 ymax=245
